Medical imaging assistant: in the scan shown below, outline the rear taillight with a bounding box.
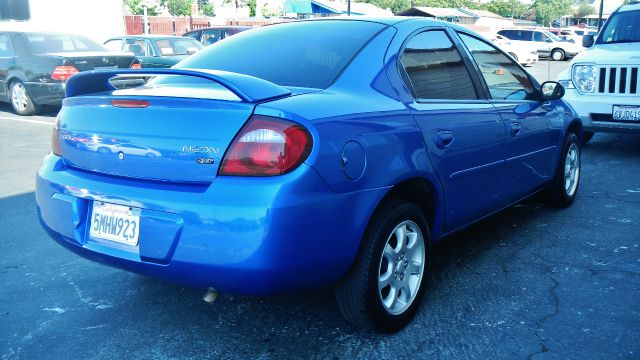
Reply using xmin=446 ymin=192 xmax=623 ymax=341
xmin=52 ymin=117 xmax=61 ymax=156
xmin=130 ymin=63 xmax=141 ymax=69
xmin=111 ymin=99 xmax=149 ymax=108
xmin=51 ymin=66 xmax=79 ymax=81
xmin=219 ymin=116 xmax=313 ymax=176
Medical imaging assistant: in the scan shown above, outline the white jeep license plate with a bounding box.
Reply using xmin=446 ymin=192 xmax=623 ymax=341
xmin=612 ymin=105 xmax=640 ymax=122
xmin=89 ymin=202 xmax=140 ymax=246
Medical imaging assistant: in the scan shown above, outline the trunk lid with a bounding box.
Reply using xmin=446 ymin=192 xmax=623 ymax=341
xmin=58 ymin=94 xmax=254 ymax=183
xmin=49 ymin=51 xmax=136 ymax=71
xmin=57 ymin=68 xmax=295 ymax=183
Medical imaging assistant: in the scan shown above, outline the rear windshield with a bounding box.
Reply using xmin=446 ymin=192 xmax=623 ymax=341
xmin=155 ymin=38 xmax=202 ymax=56
xmin=175 ymin=20 xmax=386 ymax=89
xmin=27 ymin=33 xmax=106 ymax=53
xmin=598 ymin=10 xmax=640 ymax=44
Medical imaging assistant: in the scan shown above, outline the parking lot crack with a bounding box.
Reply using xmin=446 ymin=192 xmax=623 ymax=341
xmin=526 ymin=271 xmax=560 ymax=360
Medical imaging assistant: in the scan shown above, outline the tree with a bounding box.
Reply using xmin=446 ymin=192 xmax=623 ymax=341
xmin=575 ymin=4 xmax=594 ymax=18
xmin=530 ymin=0 xmax=571 ymax=26
xmin=199 ymin=0 xmax=215 ymax=16
xmin=124 ymin=0 xmax=160 ymax=15
xmin=248 ymin=0 xmax=257 ymax=16
xmin=165 ymin=0 xmax=193 ymax=16
xmin=359 ymin=0 xmax=410 ymax=14
xmin=483 ymin=0 xmax=527 ymax=18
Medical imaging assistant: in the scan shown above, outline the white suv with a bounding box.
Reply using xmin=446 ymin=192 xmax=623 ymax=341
xmin=557 ymin=2 xmax=640 ymax=143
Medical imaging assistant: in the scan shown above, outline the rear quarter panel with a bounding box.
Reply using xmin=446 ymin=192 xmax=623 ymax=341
xmin=256 ymin=25 xmax=446 ymax=238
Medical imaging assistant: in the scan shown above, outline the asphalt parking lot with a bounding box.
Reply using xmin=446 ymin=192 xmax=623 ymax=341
xmin=1 ymin=60 xmax=639 ymax=359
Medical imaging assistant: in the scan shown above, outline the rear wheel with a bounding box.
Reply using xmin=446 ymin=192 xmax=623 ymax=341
xmin=551 ymin=48 xmax=565 ymax=61
xmin=10 ymin=81 xmax=38 ymax=116
xmin=546 ymin=133 xmax=581 ymax=207
xmin=335 ymin=200 xmax=430 ymax=332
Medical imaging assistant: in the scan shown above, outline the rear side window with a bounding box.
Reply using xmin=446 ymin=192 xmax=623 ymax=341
xmin=498 ymin=30 xmax=513 ymax=39
xmin=177 ymin=21 xmax=385 ymax=89
xmin=201 ymin=29 xmax=222 ymax=45
xmin=104 ymin=39 xmax=123 ymax=52
xmin=26 ymin=33 xmax=106 ymax=53
xmin=0 ymin=34 xmax=13 ymax=57
xmin=399 ymin=30 xmax=477 ymax=100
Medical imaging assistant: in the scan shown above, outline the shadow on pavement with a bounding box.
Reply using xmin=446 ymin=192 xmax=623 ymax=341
xmin=2 ymin=132 xmax=639 ymax=358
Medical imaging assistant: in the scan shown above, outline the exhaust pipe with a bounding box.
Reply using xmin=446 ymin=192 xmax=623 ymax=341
xmin=202 ymin=288 xmax=220 ymax=304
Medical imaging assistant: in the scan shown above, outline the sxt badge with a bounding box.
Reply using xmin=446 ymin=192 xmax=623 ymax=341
xmin=196 ymin=158 xmax=215 ymax=165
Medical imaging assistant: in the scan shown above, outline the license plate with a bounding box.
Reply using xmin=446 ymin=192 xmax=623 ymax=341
xmin=89 ymin=202 xmax=140 ymax=246
xmin=612 ymin=105 xmax=640 ymax=122
xmin=94 ymin=65 xmax=117 ymax=70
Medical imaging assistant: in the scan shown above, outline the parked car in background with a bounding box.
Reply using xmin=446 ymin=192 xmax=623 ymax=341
xmin=0 ymin=31 xmax=138 ymax=115
xmin=557 ymin=2 xmax=640 ymax=144
xmin=37 ymin=18 xmax=582 ymax=332
xmin=498 ymin=29 xmax=583 ymax=60
xmin=548 ymin=29 xmax=577 ymax=43
xmin=481 ymin=33 xmax=538 ymax=66
xmin=183 ymin=26 xmax=250 ymax=46
xmin=549 ymin=28 xmax=599 ymax=45
xmin=104 ymin=35 xmax=202 ymax=68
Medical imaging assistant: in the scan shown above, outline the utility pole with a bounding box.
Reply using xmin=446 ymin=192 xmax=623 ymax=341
xmin=143 ymin=6 xmax=149 ymax=34
xmin=597 ymin=0 xmax=604 ymax=31
xmin=347 ymin=0 xmax=351 ymax=16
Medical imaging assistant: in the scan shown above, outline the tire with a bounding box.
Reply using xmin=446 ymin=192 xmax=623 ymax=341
xmin=335 ymin=200 xmax=430 ymax=333
xmin=551 ymin=49 xmax=565 ymax=61
xmin=582 ymin=131 xmax=595 ymax=145
xmin=546 ymin=133 xmax=581 ymax=207
xmin=10 ymin=81 xmax=38 ymax=116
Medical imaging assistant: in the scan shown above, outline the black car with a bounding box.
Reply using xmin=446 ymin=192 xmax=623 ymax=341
xmin=0 ymin=32 xmax=138 ymax=115
xmin=183 ymin=26 xmax=250 ymax=46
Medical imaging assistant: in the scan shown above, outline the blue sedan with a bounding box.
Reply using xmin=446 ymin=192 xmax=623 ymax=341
xmin=36 ymin=18 xmax=582 ymax=332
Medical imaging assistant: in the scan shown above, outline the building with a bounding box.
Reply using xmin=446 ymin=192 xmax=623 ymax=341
xmin=396 ymin=7 xmax=475 ymax=24
xmin=0 ymin=0 xmax=126 ymax=42
xmin=397 ymin=7 xmax=514 ymax=32
xmin=281 ymin=0 xmax=391 ymax=17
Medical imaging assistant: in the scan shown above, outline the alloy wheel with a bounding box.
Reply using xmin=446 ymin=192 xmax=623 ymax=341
xmin=377 ymin=220 xmax=425 ymax=315
xmin=11 ymin=83 xmax=29 ymax=112
xmin=564 ymin=142 xmax=580 ymax=196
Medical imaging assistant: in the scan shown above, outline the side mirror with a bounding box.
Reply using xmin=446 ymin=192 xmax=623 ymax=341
xmin=540 ymin=81 xmax=564 ymax=101
xmin=582 ymin=34 xmax=595 ymax=47
xmin=545 ymin=38 xmax=553 ymax=43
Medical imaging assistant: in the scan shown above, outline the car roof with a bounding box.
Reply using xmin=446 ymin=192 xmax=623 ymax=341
xmin=108 ymin=35 xmax=195 ymax=40
xmin=618 ymin=2 xmax=640 ymax=12
xmin=185 ymin=26 xmax=252 ymax=32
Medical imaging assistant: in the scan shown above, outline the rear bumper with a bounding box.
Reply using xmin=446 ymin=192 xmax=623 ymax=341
xmin=563 ymin=88 xmax=640 ymax=133
xmin=25 ymin=81 xmax=65 ymax=106
xmin=36 ymin=154 xmax=385 ymax=295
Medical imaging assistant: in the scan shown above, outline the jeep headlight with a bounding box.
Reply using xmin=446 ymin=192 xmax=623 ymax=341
xmin=572 ymin=65 xmax=597 ymax=93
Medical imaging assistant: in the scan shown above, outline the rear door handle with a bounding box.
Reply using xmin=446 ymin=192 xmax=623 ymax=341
xmin=510 ymin=122 xmax=522 ymax=137
xmin=434 ymin=131 xmax=454 ymax=149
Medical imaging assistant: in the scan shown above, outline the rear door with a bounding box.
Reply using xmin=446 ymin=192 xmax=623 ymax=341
xmin=532 ymin=31 xmax=552 ymax=57
xmin=456 ymin=31 xmax=562 ymax=202
xmin=399 ymin=28 xmax=508 ymax=231
xmin=0 ymin=33 xmax=16 ymax=100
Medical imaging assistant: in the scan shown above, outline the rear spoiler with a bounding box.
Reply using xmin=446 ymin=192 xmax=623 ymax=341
xmin=65 ymin=68 xmax=292 ymax=103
